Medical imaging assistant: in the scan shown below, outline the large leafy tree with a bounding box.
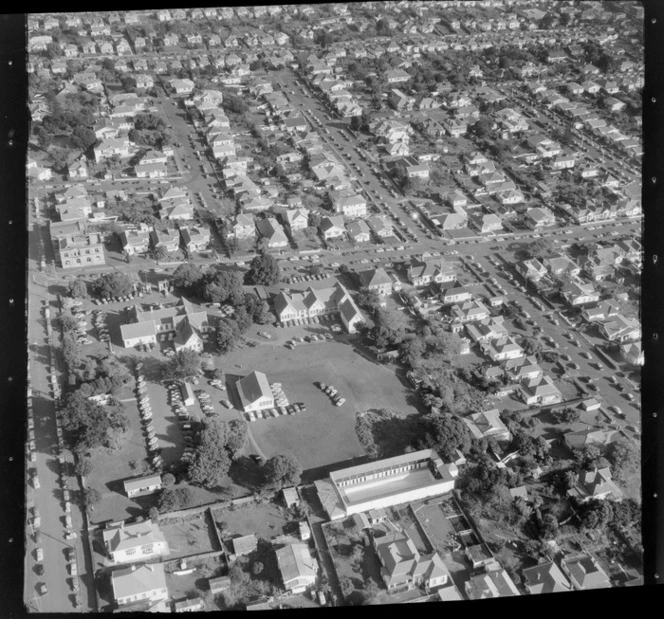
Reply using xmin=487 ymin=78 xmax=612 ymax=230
xmin=244 ymin=292 xmax=271 ymax=325
xmin=417 ymin=413 xmax=473 ymax=460
xmin=171 ymin=263 xmax=205 ymax=296
xmin=161 ymin=349 xmax=202 ymax=382
xmin=225 ymin=419 xmax=248 ymax=458
xmin=263 ymin=454 xmax=302 ymax=490
xmin=202 ymin=268 xmax=245 ymax=305
xmin=215 ymin=318 xmax=241 ymax=355
xmin=60 ymin=389 xmax=129 ymax=454
xmin=187 ymin=419 xmax=232 ymax=488
xmin=244 ymin=252 xmax=281 ymax=286
xmin=68 ymin=279 xmax=88 ymax=298
xmin=91 ymin=272 xmax=134 ymax=299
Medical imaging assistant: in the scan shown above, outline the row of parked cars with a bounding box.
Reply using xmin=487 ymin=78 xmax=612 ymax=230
xmin=285 ymin=333 xmax=334 ymax=349
xmin=317 ymin=383 xmax=345 ymax=407
xmin=244 ymin=402 xmax=306 ymax=422
xmin=91 ymin=310 xmax=110 ymax=344
xmin=94 ymin=291 xmax=143 ymax=305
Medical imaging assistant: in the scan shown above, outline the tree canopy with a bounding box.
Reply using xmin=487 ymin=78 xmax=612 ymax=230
xmin=202 ymin=268 xmax=245 ymax=305
xmin=67 ymin=278 xmax=88 ymax=299
xmin=91 ymin=272 xmax=134 ymax=299
xmin=171 ymin=263 xmax=205 ymax=295
xmin=187 ymin=419 xmax=232 ymax=488
xmin=161 ymin=349 xmax=202 ymax=382
xmin=216 ymin=318 xmax=242 ymax=355
xmin=417 ymin=413 xmax=473 ymax=460
xmin=263 ymin=453 xmax=302 ymax=490
xmin=244 ymin=252 xmax=281 ymax=286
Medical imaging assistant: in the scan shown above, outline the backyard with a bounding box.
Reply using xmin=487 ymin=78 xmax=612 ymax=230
xmin=210 ymin=498 xmax=293 ymax=543
xmin=159 ymin=510 xmax=221 ymax=560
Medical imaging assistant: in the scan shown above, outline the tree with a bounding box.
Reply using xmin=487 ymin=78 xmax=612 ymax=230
xmin=156 ymin=487 xmax=181 ymax=513
xmin=74 ymin=456 xmax=92 ymax=477
xmin=91 ymin=272 xmax=134 ymax=299
xmin=162 ymin=473 xmax=176 ymax=487
xmin=606 ymin=440 xmax=639 ymax=483
xmin=340 ymin=577 xmax=354 ymax=599
xmin=355 ymin=287 xmax=382 ymax=314
xmin=161 ymin=349 xmax=202 ymax=382
xmin=149 ymin=506 xmax=160 ymax=523
xmin=355 ymin=414 xmax=379 ymax=459
xmin=251 ymin=562 xmax=264 ymax=576
xmin=552 ymin=407 xmax=581 ymax=424
xmin=244 ymin=252 xmax=281 ymax=286
xmin=577 ymin=498 xmax=613 ymax=531
xmin=225 ymin=419 xmax=247 ymax=457
xmin=244 ymin=293 xmax=271 ymax=325
xmin=216 ymin=318 xmax=241 ymax=355
xmin=84 ymin=488 xmax=102 ymax=510
xmin=202 ymin=268 xmax=245 ymax=305
xmin=152 ymin=246 xmax=169 ymax=260
xmin=512 ymin=431 xmax=550 ymax=465
xmin=223 ymin=93 xmax=249 ymax=115
xmin=68 ymin=279 xmax=88 ymax=298
xmin=233 ymin=306 xmax=252 ymax=334
xmin=417 ymin=413 xmax=473 ymax=460
xmin=171 ymin=263 xmax=205 ymax=295
xmin=187 ymin=419 xmax=232 ymax=488
xmin=264 ymin=454 xmax=302 ymax=490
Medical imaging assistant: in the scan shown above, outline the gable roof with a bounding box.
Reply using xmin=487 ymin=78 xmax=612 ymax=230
xmin=237 ymin=371 xmax=272 ymax=407
xmin=522 ymin=561 xmax=572 ymax=594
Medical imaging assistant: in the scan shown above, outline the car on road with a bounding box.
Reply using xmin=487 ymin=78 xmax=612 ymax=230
xmin=38 ymin=583 xmax=47 ymax=596
xmin=35 ymin=547 xmax=43 ymax=562
xmin=250 ymin=454 xmax=264 ymax=464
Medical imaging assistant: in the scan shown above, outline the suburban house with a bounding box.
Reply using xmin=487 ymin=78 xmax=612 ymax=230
xmin=561 ymin=553 xmax=611 ymax=590
xmin=357 ymin=267 xmax=393 ymax=296
xmin=236 ymin=371 xmax=275 ymax=413
xmin=123 ymin=474 xmax=163 ymax=498
xmin=284 ymin=208 xmax=309 ymax=232
xmin=581 ymin=300 xmax=621 ymax=322
xmin=120 ymin=298 xmax=211 ymax=350
xmin=231 ymin=534 xmax=258 ymax=557
xmin=120 ymin=227 xmax=151 ymax=255
xmin=149 ymin=228 xmax=180 ymax=253
xmin=545 ymin=254 xmax=581 ymax=278
xmin=94 ymin=137 xmax=132 ymax=162
xmin=256 ymin=218 xmax=289 ymax=248
xmin=482 ymin=337 xmax=524 ymax=362
xmin=504 ymin=355 xmax=543 ymax=382
xmin=522 ymin=561 xmax=573 ymax=595
xmin=228 ymin=214 xmax=256 ymax=240
xmin=319 ymin=215 xmax=346 ymax=241
xmin=450 ymin=300 xmax=490 ymax=324
xmin=561 ymin=280 xmax=600 ymax=306
xmin=463 ymin=409 xmax=511 ymax=442
xmin=439 ymin=285 xmax=472 ymax=305
xmin=470 ymin=213 xmax=503 ymax=234
xmin=567 ymin=467 xmax=624 ymax=502
xmin=346 ymin=220 xmax=371 ymax=243
xmin=564 ymin=427 xmax=620 ymax=452
xmin=103 ymin=521 xmax=169 ymax=564
xmin=519 ymin=375 xmax=562 ymax=406
xmin=465 ymin=568 xmax=521 ymax=599
xmin=620 ymin=340 xmax=643 ymax=366
xmin=331 ymin=192 xmax=368 ymax=218
xmin=180 ymin=226 xmax=211 ymax=253
xmin=406 ymin=257 xmax=455 ymax=287
xmin=49 ymin=220 xmax=105 ymax=269
xmin=524 ymin=207 xmax=556 ymax=229
xmin=374 ymin=531 xmax=449 ymax=592
xmin=111 ymin=563 xmax=169 ymax=610
xmin=275 ymin=543 xmax=318 ymax=594
xmin=465 ymin=317 xmax=509 ymax=343
xmin=368 ymin=215 xmax=395 ymax=239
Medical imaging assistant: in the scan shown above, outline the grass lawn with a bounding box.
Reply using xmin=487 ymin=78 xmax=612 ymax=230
xmin=211 ymin=499 xmax=291 ymax=542
xmin=159 ymin=511 xmax=221 ymax=559
xmin=216 ymin=336 xmax=422 ymax=470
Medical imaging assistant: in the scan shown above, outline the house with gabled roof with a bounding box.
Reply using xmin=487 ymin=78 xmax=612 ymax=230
xmin=440 ymin=285 xmax=472 ymax=305
xmin=522 ymin=561 xmax=573 ymax=595
xmin=119 ymin=226 xmax=151 ymax=256
xmin=276 ymin=543 xmax=318 ymax=594
xmin=319 ymin=215 xmax=346 ymax=241
xmin=568 ymin=467 xmax=624 ymax=503
xmin=465 ymin=567 xmax=521 ymax=599
xmin=504 ymin=355 xmax=543 ymax=382
xmin=451 ymin=300 xmax=490 ymax=324
xmin=406 ymin=257 xmax=455 ymax=287
xmin=357 ymin=267 xmax=393 ymax=296
xmin=519 ymin=375 xmax=562 ymax=406
xmin=483 ymin=337 xmax=524 ymax=362
xmin=284 ymin=208 xmax=309 ymax=232
xmin=103 ymin=521 xmax=169 ymax=564
xmin=180 ymin=226 xmax=210 ymax=253
xmin=564 ymin=427 xmax=620 ymax=451
xmin=111 ymin=563 xmax=169 ymax=610
xmin=256 ymin=218 xmax=289 ymax=249
xmin=346 ymin=220 xmax=371 ymax=243
xmin=470 ymin=212 xmax=503 ymax=234
xmin=465 ymin=317 xmax=509 ymax=344
xmin=561 ymin=553 xmax=611 ymax=590
xmin=561 ymin=280 xmax=600 ymax=307
xmin=236 ymin=371 xmax=274 ymax=413
xmin=367 ymin=215 xmax=394 ymax=239
xmin=331 ymin=191 xmax=367 ymax=218
xmin=463 ymin=409 xmax=511 ymax=442
xmin=228 ymin=214 xmax=255 ymax=240
xmin=598 ymin=314 xmax=640 ymax=343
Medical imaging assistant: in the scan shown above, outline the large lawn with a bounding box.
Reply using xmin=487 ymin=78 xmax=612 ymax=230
xmin=216 ymin=330 xmax=422 ymax=471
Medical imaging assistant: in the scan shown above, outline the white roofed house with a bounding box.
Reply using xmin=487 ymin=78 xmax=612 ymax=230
xmin=357 ymin=267 xmax=393 ymax=296
xmin=256 ymin=218 xmax=289 ymax=249
xmin=169 ymin=78 xmax=195 ymax=95
xmin=561 ymin=280 xmax=600 ymax=307
xmin=482 ymin=336 xmax=524 ymax=362
xmin=284 ymin=208 xmax=309 ymax=233
xmin=135 ymin=162 xmax=167 ymax=179
xmin=228 ymin=214 xmax=256 ymax=240
xmin=319 ymin=216 xmax=346 ymax=241
xmin=463 ymin=409 xmax=511 ymax=442
xmin=331 ymin=191 xmax=368 ymax=218
xmin=406 ymin=257 xmax=455 ymax=287
xmin=119 ymin=227 xmax=151 ymax=256
xmin=276 ymin=543 xmax=318 ymax=594
xmin=111 ymin=563 xmax=169 ymax=611
xmin=67 ymin=159 xmax=89 ymax=180
xmin=470 ymin=212 xmax=503 ymax=234
xmin=236 ymin=371 xmax=275 ymax=413
xmin=367 ymin=215 xmax=394 ymax=239
xmin=103 ymin=520 xmax=170 ymax=564
xmin=180 ymin=225 xmax=211 ymax=254
xmin=518 ymin=375 xmax=562 ymax=406
xmin=598 ymin=315 xmax=640 ymax=344
xmin=94 ymin=138 xmax=132 ymax=162
xmin=567 ymin=467 xmax=624 ymax=503
xmin=123 ymin=474 xmax=163 ymax=498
